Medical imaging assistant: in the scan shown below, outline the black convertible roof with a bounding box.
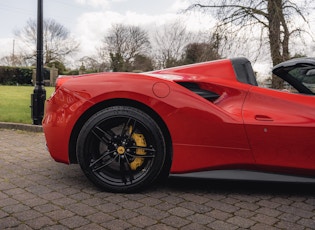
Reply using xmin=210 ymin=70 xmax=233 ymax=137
xmin=272 ymin=57 xmax=315 ymax=95
xmin=273 ymin=57 xmax=315 ymax=72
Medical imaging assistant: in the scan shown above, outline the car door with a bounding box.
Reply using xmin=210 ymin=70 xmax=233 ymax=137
xmin=242 ymin=58 xmax=315 ymax=172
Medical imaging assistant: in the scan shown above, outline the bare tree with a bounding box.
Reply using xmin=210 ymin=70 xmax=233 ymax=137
xmin=182 ymin=32 xmax=223 ymax=64
xmin=15 ymin=18 xmax=80 ymax=65
xmin=187 ymin=0 xmax=313 ymax=88
xmin=102 ymin=24 xmax=151 ymax=72
xmin=153 ymin=21 xmax=196 ymax=69
xmin=79 ymin=56 xmax=109 ymax=73
xmin=0 ymin=54 xmax=27 ymax=67
xmin=132 ymin=54 xmax=154 ymax=72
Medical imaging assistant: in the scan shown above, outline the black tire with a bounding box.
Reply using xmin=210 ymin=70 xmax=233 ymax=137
xmin=76 ymin=106 xmax=170 ymax=193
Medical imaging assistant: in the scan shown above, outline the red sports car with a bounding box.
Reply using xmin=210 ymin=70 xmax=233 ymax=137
xmin=43 ymin=57 xmax=315 ymax=193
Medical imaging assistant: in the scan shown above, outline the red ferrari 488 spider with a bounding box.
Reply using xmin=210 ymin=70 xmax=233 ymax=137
xmin=43 ymin=57 xmax=315 ymax=192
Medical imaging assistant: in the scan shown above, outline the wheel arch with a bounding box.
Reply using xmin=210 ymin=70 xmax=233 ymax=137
xmin=68 ymin=98 xmax=173 ymax=164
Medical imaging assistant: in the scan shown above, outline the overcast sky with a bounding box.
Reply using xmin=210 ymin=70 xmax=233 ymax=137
xmin=0 ymin=0 xmax=215 ymax=59
xmin=1 ymin=0 xmax=314 ymax=76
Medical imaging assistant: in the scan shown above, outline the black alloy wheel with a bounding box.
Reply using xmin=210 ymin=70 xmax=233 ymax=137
xmin=76 ymin=106 xmax=170 ymax=193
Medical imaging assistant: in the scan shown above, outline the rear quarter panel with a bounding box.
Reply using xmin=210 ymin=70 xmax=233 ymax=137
xmin=44 ymin=71 xmax=254 ymax=172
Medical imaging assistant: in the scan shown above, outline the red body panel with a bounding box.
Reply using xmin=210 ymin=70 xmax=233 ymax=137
xmin=43 ymin=58 xmax=315 ymax=177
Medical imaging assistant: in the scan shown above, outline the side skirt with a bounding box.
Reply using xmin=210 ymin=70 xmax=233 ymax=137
xmin=170 ymin=170 xmax=315 ymax=183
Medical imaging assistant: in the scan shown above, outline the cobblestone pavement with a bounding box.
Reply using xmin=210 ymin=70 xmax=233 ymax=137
xmin=1 ymin=129 xmax=315 ymax=229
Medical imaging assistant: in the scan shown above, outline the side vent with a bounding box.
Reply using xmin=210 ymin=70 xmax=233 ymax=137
xmin=177 ymin=82 xmax=220 ymax=102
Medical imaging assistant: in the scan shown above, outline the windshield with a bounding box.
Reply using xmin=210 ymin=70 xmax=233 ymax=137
xmin=272 ymin=58 xmax=315 ymax=95
xmin=288 ymin=67 xmax=315 ymax=94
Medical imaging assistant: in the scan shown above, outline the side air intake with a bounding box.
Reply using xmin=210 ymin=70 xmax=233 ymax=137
xmin=177 ymin=82 xmax=220 ymax=102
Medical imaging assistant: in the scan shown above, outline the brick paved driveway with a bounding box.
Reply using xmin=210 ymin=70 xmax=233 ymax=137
xmin=0 ymin=129 xmax=315 ymax=229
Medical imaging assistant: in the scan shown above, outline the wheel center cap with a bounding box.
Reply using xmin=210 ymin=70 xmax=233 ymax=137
xmin=117 ymin=146 xmax=125 ymax=155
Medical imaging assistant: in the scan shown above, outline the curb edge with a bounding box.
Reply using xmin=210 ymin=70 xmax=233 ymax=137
xmin=0 ymin=122 xmax=43 ymax=133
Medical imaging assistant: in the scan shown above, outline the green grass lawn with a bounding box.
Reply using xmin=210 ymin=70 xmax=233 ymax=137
xmin=0 ymin=86 xmax=54 ymax=124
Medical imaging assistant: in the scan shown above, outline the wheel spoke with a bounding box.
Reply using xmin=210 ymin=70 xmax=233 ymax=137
xmin=120 ymin=158 xmax=127 ymax=184
xmin=120 ymin=157 xmax=134 ymax=184
xmin=125 ymin=152 xmax=155 ymax=159
xmin=92 ymin=126 xmax=115 ymax=144
xmin=128 ymin=120 xmax=137 ymax=137
xmin=120 ymin=118 xmax=130 ymax=136
xmin=124 ymin=157 xmax=135 ymax=181
xmin=91 ymin=153 xmax=119 ymax=172
xmin=89 ymin=150 xmax=115 ymax=168
xmin=121 ymin=118 xmax=137 ymax=136
xmin=126 ymin=146 xmax=156 ymax=158
xmin=129 ymin=146 xmax=156 ymax=153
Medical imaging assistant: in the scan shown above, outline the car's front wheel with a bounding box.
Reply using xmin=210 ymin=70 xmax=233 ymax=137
xmin=76 ymin=106 xmax=170 ymax=193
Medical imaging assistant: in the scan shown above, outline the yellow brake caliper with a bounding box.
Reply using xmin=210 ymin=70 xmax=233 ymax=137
xmin=129 ymin=126 xmax=146 ymax=170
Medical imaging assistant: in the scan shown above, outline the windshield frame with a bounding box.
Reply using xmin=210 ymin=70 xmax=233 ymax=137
xmin=272 ymin=58 xmax=315 ymax=95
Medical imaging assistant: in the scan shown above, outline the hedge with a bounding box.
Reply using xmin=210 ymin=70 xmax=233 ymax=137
xmin=0 ymin=66 xmax=50 ymax=85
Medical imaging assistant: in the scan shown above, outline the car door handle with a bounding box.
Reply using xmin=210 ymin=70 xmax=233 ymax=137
xmin=255 ymin=115 xmax=273 ymax=121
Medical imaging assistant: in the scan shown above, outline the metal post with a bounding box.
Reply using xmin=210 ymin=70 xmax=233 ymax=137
xmin=31 ymin=0 xmax=46 ymax=125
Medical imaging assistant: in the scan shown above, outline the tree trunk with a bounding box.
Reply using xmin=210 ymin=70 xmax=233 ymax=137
xmin=279 ymin=6 xmax=290 ymax=61
xmin=268 ymin=0 xmax=284 ymax=89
